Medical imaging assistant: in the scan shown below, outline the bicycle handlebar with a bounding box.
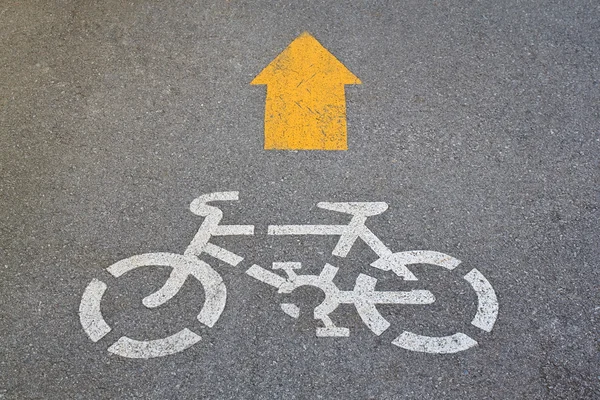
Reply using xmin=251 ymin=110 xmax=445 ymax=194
xmin=190 ymin=191 xmax=240 ymax=216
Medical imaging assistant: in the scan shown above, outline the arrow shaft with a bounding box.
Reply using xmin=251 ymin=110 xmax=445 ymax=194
xmin=264 ymin=85 xmax=348 ymax=150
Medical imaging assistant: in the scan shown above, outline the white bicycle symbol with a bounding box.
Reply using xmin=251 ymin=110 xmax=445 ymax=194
xmin=79 ymin=192 xmax=498 ymax=359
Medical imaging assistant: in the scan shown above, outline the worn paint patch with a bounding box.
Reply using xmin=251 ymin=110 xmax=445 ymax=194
xmin=251 ymin=32 xmax=361 ymax=150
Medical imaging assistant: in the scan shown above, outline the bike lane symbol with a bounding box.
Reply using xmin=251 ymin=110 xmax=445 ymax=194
xmin=79 ymin=192 xmax=498 ymax=359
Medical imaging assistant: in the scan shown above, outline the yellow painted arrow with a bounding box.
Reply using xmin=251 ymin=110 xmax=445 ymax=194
xmin=251 ymin=32 xmax=361 ymax=150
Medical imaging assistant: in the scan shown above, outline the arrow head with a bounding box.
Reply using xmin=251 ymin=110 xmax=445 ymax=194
xmin=251 ymin=32 xmax=361 ymax=86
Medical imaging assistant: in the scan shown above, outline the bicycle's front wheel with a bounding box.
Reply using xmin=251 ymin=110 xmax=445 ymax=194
xmin=79 ymin=253 xmax=226 ymax=359
xmin=372 ymin=251 xmax=498 ymax=354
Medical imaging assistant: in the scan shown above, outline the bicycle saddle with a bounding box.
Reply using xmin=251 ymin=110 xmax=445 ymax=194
xmin=316 ymin=202 xmax=388 ymax=216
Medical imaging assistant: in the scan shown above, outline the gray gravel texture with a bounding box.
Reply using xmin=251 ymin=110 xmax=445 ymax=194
xmin=1 ymin=0 xmax=599 ymax=399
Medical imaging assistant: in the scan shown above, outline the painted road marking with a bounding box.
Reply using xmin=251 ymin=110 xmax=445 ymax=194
xmin=108 ymin=329 xmax=202 ymax=359
xmin=107 ymin=253 xmax=227 ymax=327
xmin=251 ymin=32 xmax=361 ymax=150
xmin=79 ymin=279 xmax=111 ymax=342
xmin=79 ymin=192 xmax=499 ymax=358
xmin=464 ymin=269 xmax=499 ymax=332
xmin=186 ymin=191 xmax=254 ymax=266
xmin=392 ymin=332 xmax=478 ymax=354
xmin=247 ymin=263 xmax=435 ymax=337
xmin=280 ymin=303 xmax=301 ymax=319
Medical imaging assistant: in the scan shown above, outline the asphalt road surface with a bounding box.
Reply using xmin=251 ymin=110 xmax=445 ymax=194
xmin=1 ymin=1 xmax=599 ymax=399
